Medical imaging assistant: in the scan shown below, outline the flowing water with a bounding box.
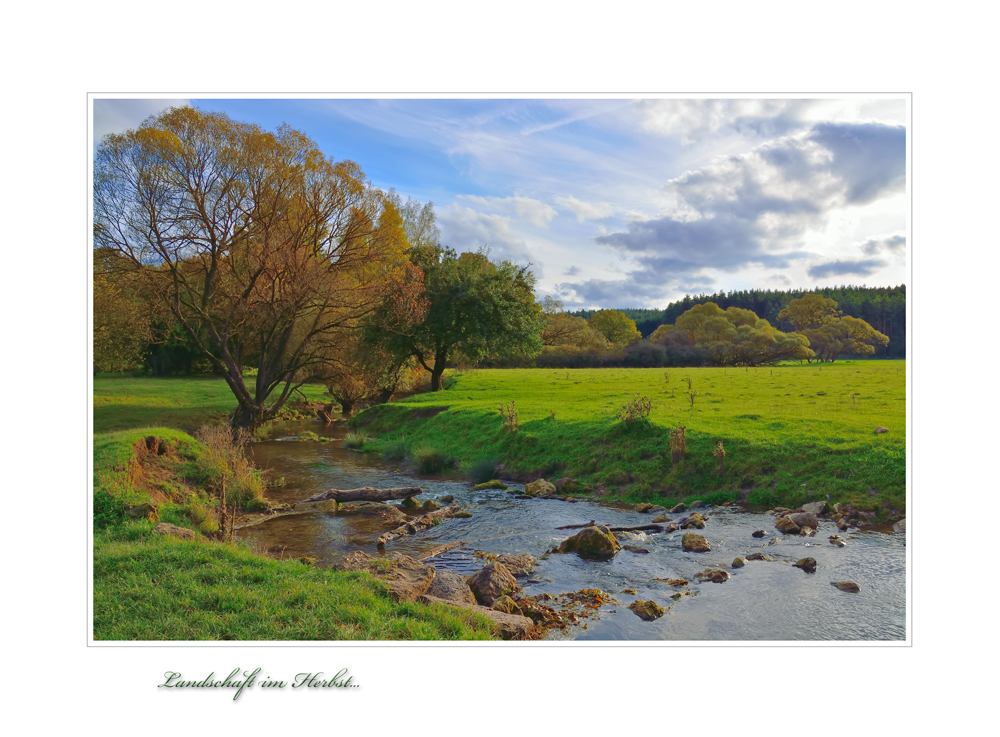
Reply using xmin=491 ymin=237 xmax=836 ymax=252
xmin=243 ymin=421 xmax=906 ymax=641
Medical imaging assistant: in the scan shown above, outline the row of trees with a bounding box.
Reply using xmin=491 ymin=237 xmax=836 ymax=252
xmin=612 ymin=285 xmax=906 ymax=358
xmin=532 ymin=295 xmax=890 ymax=368
xmin=94 ymin=106 xmax=899 ymax=431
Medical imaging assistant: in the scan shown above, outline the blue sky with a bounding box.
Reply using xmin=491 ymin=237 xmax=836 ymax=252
xmin=93 ymin=96 xmax=907 ymax=310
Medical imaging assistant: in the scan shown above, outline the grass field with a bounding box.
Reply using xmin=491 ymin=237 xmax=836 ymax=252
xmin=353 ymin=361 xmax=906 ymax=514
xmin=93 ymin=375 xmax=329 ymax=434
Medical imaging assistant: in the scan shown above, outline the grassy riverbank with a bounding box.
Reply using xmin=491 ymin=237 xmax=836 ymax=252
xmin=91 ymin=398 xmax=494 ymax=641
xmin=351 ymin=362 xmax=906 ymax=516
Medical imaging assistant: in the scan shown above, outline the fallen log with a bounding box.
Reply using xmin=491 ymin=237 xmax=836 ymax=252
xmin=418 ymin=540 xmax=469 ymax=560
xmin=553 ymin=522 xmax=667 ymax=534
xmin=555 ymin=520 xmax=597 ymax=530
xmin=300 ymin=486 xmax=423 ymax=505
xmin=377 ymin=505 xmax=464 ymax=549
xmin=607 ymin=523 xmax=666 ymax=534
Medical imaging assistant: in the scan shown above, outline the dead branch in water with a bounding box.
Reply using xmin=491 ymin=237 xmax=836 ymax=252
xmin=377 ymin=506 xmax=465 ymax=549
xmin=300 ymin=486 xmax=423 ymax=505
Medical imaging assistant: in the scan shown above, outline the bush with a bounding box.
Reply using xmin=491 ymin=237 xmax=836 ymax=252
xmin=468 ymin=458 xmax=500 ymax=484
xmin=617 ymin=394 xmax=652 ymax=423
xmin=194 ymin=426 xmax=267 ymax=508
xmin=382 ymin=441 xmax=407 ymax=461
xmin=344 ymin=432 xmax=369 ymax=450
xmin=412 ymin=446 xmax=456 ymax=474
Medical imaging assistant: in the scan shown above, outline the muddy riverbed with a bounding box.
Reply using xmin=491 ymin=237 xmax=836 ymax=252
xmin=242 ymin=421 xmax=906 ymax=641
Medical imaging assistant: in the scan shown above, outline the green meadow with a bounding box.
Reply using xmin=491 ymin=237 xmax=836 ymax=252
xmin=353 ymin=361 xmax=906 ymax=515
xmin=93 ymin=375 xmax=330 ymax=434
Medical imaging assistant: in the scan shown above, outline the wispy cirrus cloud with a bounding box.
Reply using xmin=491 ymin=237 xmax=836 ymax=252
xmin=554 ymin=195 xmax=616 ymax=222
xmin=457 ymin=195 xmax=557 ymax=227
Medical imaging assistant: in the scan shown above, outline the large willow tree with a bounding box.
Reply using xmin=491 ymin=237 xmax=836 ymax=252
xmin=94 ymin=107 xmax=417 ymax=430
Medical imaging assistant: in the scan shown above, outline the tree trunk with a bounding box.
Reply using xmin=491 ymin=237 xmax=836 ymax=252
xmin=338 ymin=399 xmax=354 ymax=416
xmin=230 ymin=402 xmax=266 ymax=434
xmin=430 ymin=366 xmax=445 ymax=391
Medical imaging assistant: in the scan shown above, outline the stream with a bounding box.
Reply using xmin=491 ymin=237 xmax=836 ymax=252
xmin=242 ymin=421 xmax=906 ymax=641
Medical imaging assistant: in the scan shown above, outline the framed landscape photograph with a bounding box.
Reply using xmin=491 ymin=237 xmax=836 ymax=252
xmin=91 ymin=94 xmax=909 ymax=647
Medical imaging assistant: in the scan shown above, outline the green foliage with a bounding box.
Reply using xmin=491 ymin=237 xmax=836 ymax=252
xmin=367 ymin=245 xmax=543 ymax=391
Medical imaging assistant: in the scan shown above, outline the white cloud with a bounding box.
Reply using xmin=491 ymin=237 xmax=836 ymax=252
xmin=457 ymin=195 xmax=557 ymax=227
xmin=93 ymin=98 xmax=191 ymax=145
xmin=554 ymin=195 xmax=615 ymax=222
xmin=437 ymin=204 xmax=534 ymax=267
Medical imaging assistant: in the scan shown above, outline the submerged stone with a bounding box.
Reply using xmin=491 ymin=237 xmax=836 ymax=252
xmin=629 ymin=600 xmax=665 ymax=621
xmin=831 ymin=580 xmax=861 ymax=593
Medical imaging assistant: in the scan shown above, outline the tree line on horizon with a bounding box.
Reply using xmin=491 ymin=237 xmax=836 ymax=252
xmin=93 ymin=106 xmax=903 ymax=431
xmin=568 ymin=284 xmax=905 ymax=359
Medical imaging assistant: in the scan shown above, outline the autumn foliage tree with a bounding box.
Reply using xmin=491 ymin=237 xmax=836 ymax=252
xmin=94 ymin=107 xmax=418 ymax=431
xmin=777 ymin=294 xmax=889 ymax=361
xmin=671 ymin=302 xmax=813 ymax=366
xmin=587 ymin=309 xmax=642 ymax=347
xmin=93 ymin=252 xmax=154 ymax=372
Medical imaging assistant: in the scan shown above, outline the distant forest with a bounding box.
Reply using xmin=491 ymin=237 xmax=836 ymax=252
xmin=570 ymin=285 xmax=906 ymax=358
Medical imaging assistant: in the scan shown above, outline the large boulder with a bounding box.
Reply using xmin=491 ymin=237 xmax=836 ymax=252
xmin=152 ymin=522 xmax=196 ymax=540
xmin=893 ymin=518 xmax=906 ymax=533
xmin=425 ymin=570 xmax=476 ymax=605
xmin=775 ymin=515 xmax=801 ymax=533
xmin=732 ymin=557 xmax=748 ymax=568
xmin=801 ymin=501 xmax=829 ymax=516
xmin=789 ymin=512 xmax=819 ymax=528
xmin=525 ymin=479 xmax=556 ymax=497
xmin=491 ymin=595 xmax=523 ymax=616
xmin=680 ymin=513 xmax=706 ymax=529
xmin=467 ymin=562 xmax=519 ymax=606
xmin=634 ymin=503 xmax=654 ymax=513
xmin=556 ymin=525 xmax=621 ymax=559
xmin=681 ymin=532 xmax=711 ymax=552
xmin=752 ymin=530 xmax=767 ymax=538
xmin=495 ymin=553 xmax=535 ymax=577
xmin=628 ymin=600 xmax=665 ymax=621
xmin=793 ymin=557 xmax=817 ymax=573
xmin=670 ymin=503 xmax=687 ymax=513
xmin=694 ymin=568 xmax=730 ymax=583
xmin=420 ymin=595 xmax=534 ymax=640
xmin=338 ymin=551 xmax=436 ymax=602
